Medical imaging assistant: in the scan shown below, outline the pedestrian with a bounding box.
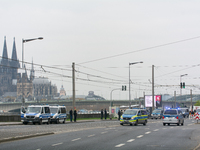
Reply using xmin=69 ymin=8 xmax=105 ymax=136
xmin=74 ymin=109 xmax=77 ymax=122
xmin=105 ymin=108 xmax=107 ymax=120
xmin=118 ymin=109 xmax=121 ymax=120
xmin=69 ymin=109 xmax=73 ymax=122
xmin=101 ymin=109 xmax=103 ymax=120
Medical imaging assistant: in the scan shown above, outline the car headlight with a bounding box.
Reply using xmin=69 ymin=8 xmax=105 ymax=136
xmin=120 ymin=116 xmax=123 ymax=119
xmin=24 ymin=114 xmax=26 ymax=117
xmin=35 ymin=114 xmax=40 ymax=118
xmin=151 ymin=114 xmax=153 ymax=116
xmin=158 ymin=114 xmax=160 ymax=116
xmin=131 ymin=116 xmax=136 ymax=120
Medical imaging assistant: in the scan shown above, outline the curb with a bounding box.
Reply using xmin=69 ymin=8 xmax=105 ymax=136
xmin=0 ymin=132 xmax=54 ymax=143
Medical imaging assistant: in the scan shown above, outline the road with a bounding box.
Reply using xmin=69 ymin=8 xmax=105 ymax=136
xmin=0 ymin=119 xmax=200 ymax=150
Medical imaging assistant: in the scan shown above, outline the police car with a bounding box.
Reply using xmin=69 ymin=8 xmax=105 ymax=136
xmin=120 ymin=109 xmax=148 ymax=126
xmin=151 ymin=109 xmax=163 ymax=119
xmin=163 ymin=108 xmax=184 ymax=126
xmin=49 ymin=105 xmax=67 ymax=124
xmin=21 ymin=104 xmax=51 ymax=125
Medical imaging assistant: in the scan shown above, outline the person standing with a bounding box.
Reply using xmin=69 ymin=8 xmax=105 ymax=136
xmin=118 ymin=110 xmax=121 ymax=120
xmin=74 ymin=109 xmax=77 ymax=122
xmin=101 ymin=109 xmax=103 ymax=120
xmin=69 ymin=109 xmax=73 ymax=122
xmin=105 ymin=108 xmax=107 ymax=120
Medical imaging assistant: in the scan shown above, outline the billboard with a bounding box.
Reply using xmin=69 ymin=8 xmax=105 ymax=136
xmin=145 ymin=95 xmax=162 ymax=107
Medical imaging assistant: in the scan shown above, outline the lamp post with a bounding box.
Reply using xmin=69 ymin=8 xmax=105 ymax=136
xmin=129 ymin=61 xmax=143 ymax=108
xmin=22 ymin=37 xmax=43 ymax=106
xmin=180 ymin=74 xmax=187 ymax=106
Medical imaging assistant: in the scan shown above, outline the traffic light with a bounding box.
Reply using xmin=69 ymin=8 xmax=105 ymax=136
xmin=180 ymin=82 xmax=182 ymax=89
xmin=183 ymin=82 xmax=185 ymax=88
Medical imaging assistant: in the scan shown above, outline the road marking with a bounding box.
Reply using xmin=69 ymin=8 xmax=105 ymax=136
xmin=72 ymin=138 xmax=81 ymax=141
xmin=115 ymin=143 xmax=125 ymax=147
xmin=145 ymin=131 xmax=151 ymax=134
xmin=88 ymin=134 xmax=95 ymax=137
xmin=52 ymin=143 xmax=63 ymax=146
xmin=137 ymin=135 xmax=143 ymax=138
xmin=127 ymin=139 xmax=135 ymax=142
xmin=101 ymin=131 xmax=108 ymax=134
xmin=154 ymin=129 xmax=159 ymax=131
xmin=170 ymin=127 xmax=174 ymax=128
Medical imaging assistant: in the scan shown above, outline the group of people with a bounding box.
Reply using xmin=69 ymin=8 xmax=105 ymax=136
xmin=69 ymin=109 xmax=77 ymax=122
xmin=101 ymin=109 xmax=107 ymax=120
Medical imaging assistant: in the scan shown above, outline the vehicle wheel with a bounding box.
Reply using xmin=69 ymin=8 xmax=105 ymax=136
xmin=50 ymin=121 xmax=52 ymax=124
xmin=156 ymin=118 xmax=157 ymax=120
xmin=168 ymin=123 xmax=170 ymax=126
xmin=63 ymin=119 xmax=66 ymax=124
xmin=47 ymin=119 xmax=50 ymax=125
xmin=23 ymin=122 xmax=27 ymax=125
xmin=181 ymin=120 xmax=184 ymax=126
xmin=130 ymin=124 xmax=133 ymax=126
xmin=56 ymin=119 xmax=59 ymax=124
xmin=163 ymin=123 xmax=166 ymax=126
xmin=39 ymin=119 xmax=42 ymax=125
xmin=143 ymin=120 xmax=147 ymax=126
xmin=177 ymin=121 xmax=180 ymax=126
xmin=134 ymin=120 xmax=138 ymax=126
xmin=120 ymin=123 xmax=123 ymax=126
xmin=33 ymin=122 xmax=35 ymax=125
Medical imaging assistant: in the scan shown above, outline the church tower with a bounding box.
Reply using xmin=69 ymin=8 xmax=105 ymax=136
xmin=30 ymin=59 xmax=35 ymax=81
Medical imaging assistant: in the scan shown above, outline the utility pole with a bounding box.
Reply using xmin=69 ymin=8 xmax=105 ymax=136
xmin=72 ymin=62 xmax=75 ymax=110
xmin=174 ymin=91 xmax=176 ymax=108
xmin=152 ymin=65 xmax=154 ymax=111
xmin=191 ymin=89 xmax=192 ymax=112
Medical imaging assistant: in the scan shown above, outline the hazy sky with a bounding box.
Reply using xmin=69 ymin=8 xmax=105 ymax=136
xmin=1 ymin=0 xmax=200 ymax=100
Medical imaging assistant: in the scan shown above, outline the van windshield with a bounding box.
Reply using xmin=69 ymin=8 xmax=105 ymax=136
xmin=124 ymin=109 xmax=137 ymax=115
xmin=153 ymin=110 xmax=161 ymax=113
xmin=26 ymin=107 xmax=41 ymax=113
xmin=50 ymin=108 xmax=58 ymax=114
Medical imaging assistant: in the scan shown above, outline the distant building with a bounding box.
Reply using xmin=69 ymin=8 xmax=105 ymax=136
xmin=85 ymin=91 xmax=105 ymax=100
xmin=60 ymin=85 xmax=66 ymax=96
xmin=0 ymin=37 xmax=20 ymax=96
xmin=33 ymin=77 xmax=57 ymax=100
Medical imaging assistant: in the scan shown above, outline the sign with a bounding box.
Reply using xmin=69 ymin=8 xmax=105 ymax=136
xmin=145 ymin=95 xmax=162 ymax=107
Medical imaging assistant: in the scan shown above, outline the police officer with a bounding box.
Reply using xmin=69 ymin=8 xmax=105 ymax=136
xmin=101 ymin=109 xmax=103 ymax=120
xmin=74 ymin=109 xmax=77 ymax=122
xmin=69 ymin=109 xmax=73 ymax=122
xmin=105 ymin=108 xmax=107 ymax=120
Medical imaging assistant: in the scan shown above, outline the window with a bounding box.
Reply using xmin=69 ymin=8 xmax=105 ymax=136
xmin=61 ymin=108 xmax=66 ymax=113
xmin=44 ymin=107 xmax=50 ymax=113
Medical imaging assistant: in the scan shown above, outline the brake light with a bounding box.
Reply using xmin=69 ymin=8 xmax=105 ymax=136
xmin=176 ymin=116 xmax=179 ymax=119
xmin=162 ymin=116 xmax=164 ymax=119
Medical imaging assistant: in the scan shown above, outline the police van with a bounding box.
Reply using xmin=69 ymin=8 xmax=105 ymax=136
xmin=21 ymin=104 xmax=51 ymax=125
xmin=49 ymin=105 xmax=67 ymax=124
xmin=120 ymin=109 xmax=148 ymax=126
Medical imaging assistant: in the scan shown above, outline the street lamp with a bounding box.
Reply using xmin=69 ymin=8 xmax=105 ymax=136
xmin=180 ymin=74 xmax=188 ymax=104
xmin=129 ymin=61 xmax=143 ymax=108
xmin=22 ymin=37 xmax=43 ymax=106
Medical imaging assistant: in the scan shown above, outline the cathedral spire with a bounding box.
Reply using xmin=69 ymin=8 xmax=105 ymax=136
xmin=2 ymin=36 xmax=8 ymax=65
xmin=11 ymin=37 xmax=17 ymax=61
xmin=30 ymin=58 xmax=35 ymax=80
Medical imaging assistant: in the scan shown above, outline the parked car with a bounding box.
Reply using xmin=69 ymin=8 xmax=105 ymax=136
xmin=163 ymin=108 xmax=184 ymax=126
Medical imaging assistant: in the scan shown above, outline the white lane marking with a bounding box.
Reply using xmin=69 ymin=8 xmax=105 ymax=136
xmin=88 ymin=134 xmax=95 ymax=137
xmin=115 ymin=143 xmax=125 ymax=147
xmin=127 ymin=139 xmax=135 ymax=142
xmin=72 ymin=138 xmax=81 ymax=141
xmin=52 ymin=143 xmax=63 ymax=146
xmin=137 ymin=135 xmax=143 ymax=138
xmin=154 ymin=129 xmax=159 ymax=131
xmin=170 ymin=127 xmax=174 ymax=128
xmin=101 ymin=131 xmax=108 ymax=134
xmin=145 ymin=131 xmax=151 ymax=134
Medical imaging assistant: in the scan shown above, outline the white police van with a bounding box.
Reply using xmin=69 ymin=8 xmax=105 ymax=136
xmin=49 ymin=105 xmax=67 ymax=124
xmin=21 ymin=104 xmax=51 ymax=125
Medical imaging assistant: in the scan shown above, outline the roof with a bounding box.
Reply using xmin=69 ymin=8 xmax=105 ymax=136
xmin=33 ymin=77 xmax=50 ymax=85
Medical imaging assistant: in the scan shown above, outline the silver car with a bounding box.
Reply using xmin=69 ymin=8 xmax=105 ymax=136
xmin=163 ymin=109 xmax=184 ymax=126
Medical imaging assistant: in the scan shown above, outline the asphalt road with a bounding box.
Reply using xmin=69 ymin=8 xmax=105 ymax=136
xmin=0 ymin=119 xmax=200 ymax=150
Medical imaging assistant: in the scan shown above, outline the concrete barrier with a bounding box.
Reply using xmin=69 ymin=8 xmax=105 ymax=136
xmin=0 ymin=114 xmax=110 ymax=122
